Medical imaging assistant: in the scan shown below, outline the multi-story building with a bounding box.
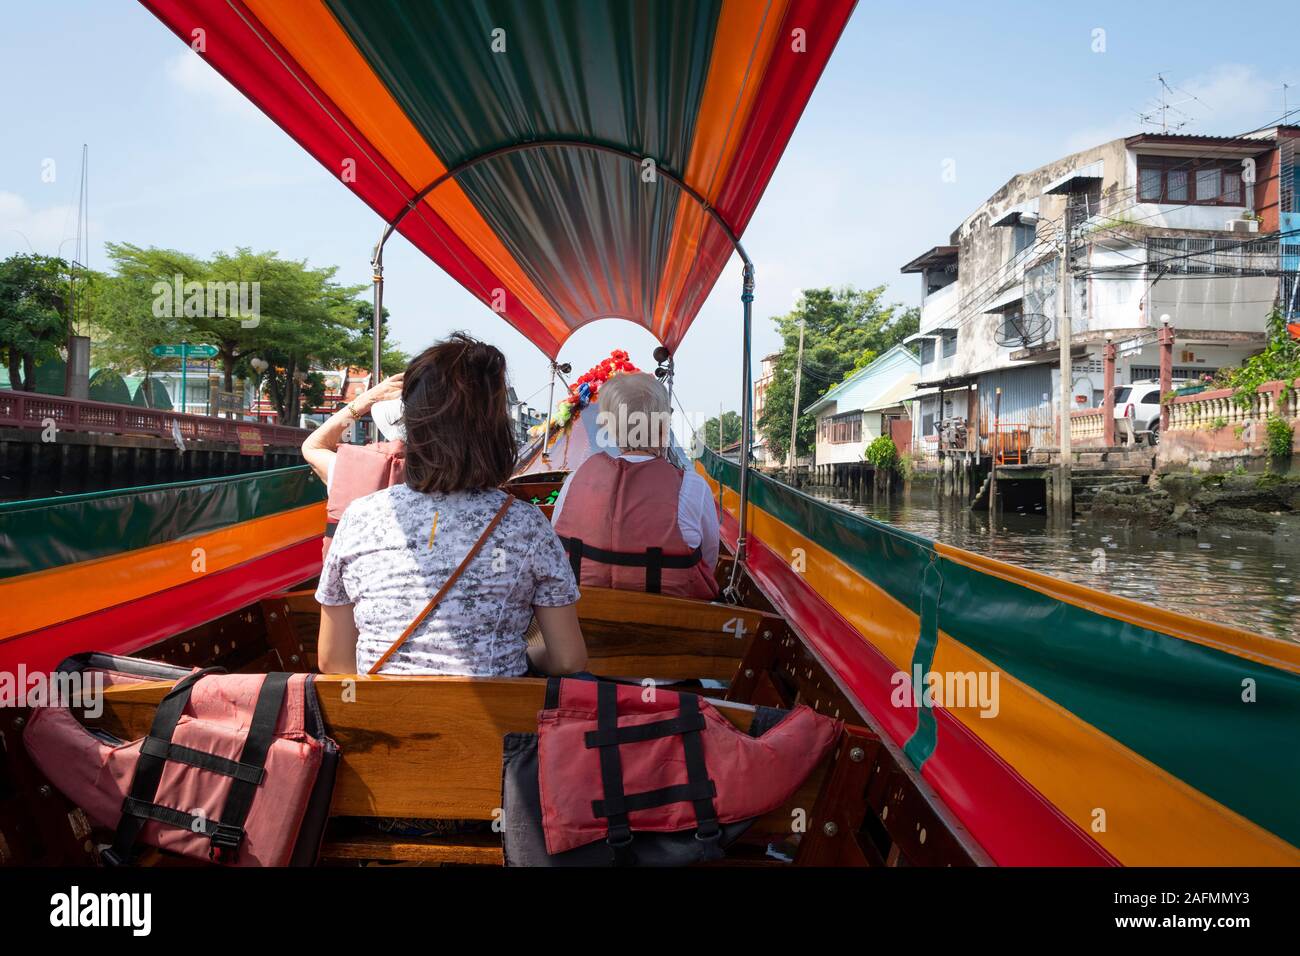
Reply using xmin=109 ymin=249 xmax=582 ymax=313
xmin=803 ymin=344 xmax=919 ymax=473
xmin=508 ymin=386 xmax=544 ymax=446
xmin=902 ymin=126 xmax=1300 ymax=458
xmin=752 ymin=351 xmax=781 ymax=467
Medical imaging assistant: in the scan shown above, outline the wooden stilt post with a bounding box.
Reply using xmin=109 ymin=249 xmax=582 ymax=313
xmin=1159 ymin=319 xmax=1175 ymax=434
xmin=989 ymin=387 xmax=1001 ymax=515
xmin=1103 ymin=335 xmax=1116 ymax=446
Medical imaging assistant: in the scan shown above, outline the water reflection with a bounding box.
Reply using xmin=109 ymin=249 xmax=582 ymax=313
xmin=807 ymin=485 xmax=1300 ymax=643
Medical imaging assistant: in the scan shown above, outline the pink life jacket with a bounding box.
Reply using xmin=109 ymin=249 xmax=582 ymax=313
xmin=23 ymin=654 xmax=338 ymax=867
xmin=551 ymin=454 xmax=719 ymax=600
xmin=323 ymin=440 xmax=405 ymax=559
xmin=537 ymin=678 xmax=839 ymax=858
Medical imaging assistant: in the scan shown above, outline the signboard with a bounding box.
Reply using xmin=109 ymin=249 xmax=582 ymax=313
xmin=235 ymin=425 xmax=264 ymax=457
xmin=215 ymin=391 xmax=240 ymax=412
xmin=151 ymin=343 xmax=219 ymax=359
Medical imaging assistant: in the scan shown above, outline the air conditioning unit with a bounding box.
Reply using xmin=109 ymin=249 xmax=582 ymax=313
xmin=1226 ymin=218 xmax=1260 ymax=234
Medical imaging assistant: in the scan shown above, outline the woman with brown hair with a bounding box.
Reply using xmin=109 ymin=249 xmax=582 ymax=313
xmin=315 ymin=332 xmax=587 ymax=677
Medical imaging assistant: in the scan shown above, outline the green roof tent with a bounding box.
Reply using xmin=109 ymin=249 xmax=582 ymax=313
xmin=88 ymin=369 xmax=133 ymax=405
xmin=133 ymin=377 xmax=174 ymax=410
xmin=0 ymin=357 xmax=68 ymax=395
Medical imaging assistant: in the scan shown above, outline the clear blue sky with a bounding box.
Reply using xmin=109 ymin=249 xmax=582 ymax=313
xmin=2 ymin=1 xmax=1295 ymax=427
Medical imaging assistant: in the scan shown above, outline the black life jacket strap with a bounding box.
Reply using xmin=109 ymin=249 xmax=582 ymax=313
xmin=212 ymin=672 xmax=290 ymax=860
xmin=678 ymin=693 xmax=721 ymax=843
xmin=108 ymin=666 xmax=224 ymax=865
xmin=585 ymin=681 xmax=720 ymax=863
xmin=324 ymin=521 xmax=339 ymax=537
xmin=593 ymin=680 xmax=634 ymax=865
xmin=107 ymin=669 xmax=288 ymax=866
xmin=558 ymin=537 xmax=702 ymax=595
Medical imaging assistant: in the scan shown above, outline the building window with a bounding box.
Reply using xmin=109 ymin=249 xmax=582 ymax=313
xmin=1223 ymin=170 xmax=1242 ymax=204
xmin=825 ymin=412 xmax=861 ymax=444
xmin=920 ymin=338 xmax=935 ymax=365
xmin=1167 ymin=169 xmax=1188 ymax=202
xmin=1136 ymin=157 xmax=1251 ymax=206
xmin=1195 ymin=168 xmax=1221 ymax=202
xmin=1012 ymin=222 xmax=1035 ymax=256
xmin=942 ymin=332 xmax=957 ymax=358
xmin=1139 ymin=167 xmax=1162 ymax=201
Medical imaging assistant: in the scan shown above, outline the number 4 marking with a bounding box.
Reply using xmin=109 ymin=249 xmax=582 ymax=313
xmin=723 ymin=617 xmax=748 ymax=640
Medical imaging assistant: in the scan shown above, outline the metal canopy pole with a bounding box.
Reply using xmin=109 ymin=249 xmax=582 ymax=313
xmin=730 ymin=260 xmax=756 ymax=587
xmin=370 ymin=245 xmax=384 ymax=387
xmin=366 ymin=137 xmax=757 ymax=573
xmin=541 ymin=360 xmax=558 ymax=464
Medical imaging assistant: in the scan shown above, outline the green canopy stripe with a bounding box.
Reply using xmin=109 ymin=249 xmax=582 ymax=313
xmin=324 ymin=0 xmax=723 ymax=328
xmin=0 ymin=465 xmax=324 ymax=580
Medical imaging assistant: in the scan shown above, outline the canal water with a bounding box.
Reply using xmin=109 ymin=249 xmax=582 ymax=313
xmin=807 ymin=485 xmax=1300 ymax=643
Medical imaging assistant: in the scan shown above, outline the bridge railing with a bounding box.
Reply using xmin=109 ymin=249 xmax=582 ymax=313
xmin=0 ymin=389 xmax=309 ymax=447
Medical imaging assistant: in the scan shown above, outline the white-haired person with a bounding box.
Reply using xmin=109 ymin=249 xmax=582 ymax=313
xmin=551 ymin=372 xmax=720 ymax=600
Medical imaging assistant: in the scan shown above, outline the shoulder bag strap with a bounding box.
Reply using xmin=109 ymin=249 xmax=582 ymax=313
xmin=367 ymin=494 xmax=514 ymax=674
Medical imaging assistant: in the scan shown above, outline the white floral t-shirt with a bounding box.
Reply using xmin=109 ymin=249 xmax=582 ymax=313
xmin=315 ymin=485 xmax=579 ymax=676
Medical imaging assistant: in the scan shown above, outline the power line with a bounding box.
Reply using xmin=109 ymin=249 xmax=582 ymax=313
xmin=1080 ymin=228 xmax=1300 ymax=277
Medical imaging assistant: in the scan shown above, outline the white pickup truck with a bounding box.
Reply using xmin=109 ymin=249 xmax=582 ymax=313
xmin=1112 ymin=378 xmax=1192 ymax=445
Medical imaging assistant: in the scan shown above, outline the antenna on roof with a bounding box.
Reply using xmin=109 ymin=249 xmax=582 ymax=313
xmin=1135 ymin=73 xmax=1203 ymax=133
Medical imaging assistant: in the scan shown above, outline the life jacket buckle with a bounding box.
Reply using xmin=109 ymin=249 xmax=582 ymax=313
xmin=207 ymin=822 xmax=244 ymax=862
xmin=694 ymin=822 xmax=722 ymax=844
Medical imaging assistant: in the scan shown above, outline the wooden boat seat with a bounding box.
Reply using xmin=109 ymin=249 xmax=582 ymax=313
xmin=264 ymin=586 xmax=785 ymax=683
xmin=84 ymin=674 xmax=874 ymax=866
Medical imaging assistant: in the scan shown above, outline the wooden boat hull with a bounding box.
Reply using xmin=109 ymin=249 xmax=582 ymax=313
xmin=4 ymin=460 xmax=1297 ymax=867
xmin=697 ymin=448 xmax=1300 ymax=866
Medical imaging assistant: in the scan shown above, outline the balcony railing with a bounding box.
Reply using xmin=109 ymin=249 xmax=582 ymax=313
xmin=1167 ymin=380 xmax=1299 ymax=431
xmin=1069 ymin=407 xmax=1106 ymax=444
xmin=0 ymin=389 xmax=309 ymax=448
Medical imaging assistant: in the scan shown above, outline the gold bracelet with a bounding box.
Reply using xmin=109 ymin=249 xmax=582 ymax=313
xmin=345 ymin=400 xmax=362 ymax=420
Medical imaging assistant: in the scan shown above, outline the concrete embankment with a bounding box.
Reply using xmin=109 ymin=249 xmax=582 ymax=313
xmin=1087 ymin=472 xmax=1300 ymax=537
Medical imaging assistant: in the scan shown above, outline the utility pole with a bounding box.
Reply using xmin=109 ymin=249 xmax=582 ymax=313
xmin=787 ymin=319 xmax=805 ymax=478
xmin=1056 ymin=197 xmax=1074 ymax=522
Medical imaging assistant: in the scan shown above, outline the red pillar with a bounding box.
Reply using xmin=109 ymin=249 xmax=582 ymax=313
xmin=1158 ymin=321 xmax=1175 ymax=432
xmin=1102 ymin=338 xmax=1116 ymax=446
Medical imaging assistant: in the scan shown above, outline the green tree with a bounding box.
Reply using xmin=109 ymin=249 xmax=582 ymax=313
xmin=700 ymin=410 xmax=742 ymax=452
xmin=94 ymin=244 xmax=380 ymax=422
xmin=343 ymin=301 xmax=409 ymax=382
xmin=0 ymin=254 xmax=70 ymax=391
xmin=87 ymin=265 xmax=184 ymax=392
xmin=758 ymin=286 xmax=919 ymax=462
xmin=1216 ymin=307 xmax=1300 ymax=406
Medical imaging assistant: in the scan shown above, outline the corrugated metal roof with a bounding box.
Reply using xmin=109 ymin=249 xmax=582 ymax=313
xmin=900 ymin=245 xmax=959 ymax=274
xmin=859 ymin=375 xmax=921 ymax=412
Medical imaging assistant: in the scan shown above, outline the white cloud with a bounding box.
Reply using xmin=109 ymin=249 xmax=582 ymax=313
xmin=1064 ymin=64 xmax=1289 ymax=154
xmin=1178 ymin=65 xmax=1283 ymax=131
xmin=0 ymin=192 xmax=98 ymax=259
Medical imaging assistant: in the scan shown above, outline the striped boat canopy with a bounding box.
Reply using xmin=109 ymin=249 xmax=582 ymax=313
xmin=140 ymin=0 xmax=857 ymax=357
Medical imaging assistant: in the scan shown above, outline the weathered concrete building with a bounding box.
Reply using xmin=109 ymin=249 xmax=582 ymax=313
xmin=752 ymin=352 xmax=781 ymax=468
xmin=902 ymin=126 xmax=1300 ymax=462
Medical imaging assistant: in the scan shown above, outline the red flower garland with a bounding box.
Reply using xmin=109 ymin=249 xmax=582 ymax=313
xmin=563 ymin=349 xmax=638 ymax=410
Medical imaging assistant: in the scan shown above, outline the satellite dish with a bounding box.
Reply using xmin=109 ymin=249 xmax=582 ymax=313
xmin=994 ymin=312 xmax=1051 ymax=349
